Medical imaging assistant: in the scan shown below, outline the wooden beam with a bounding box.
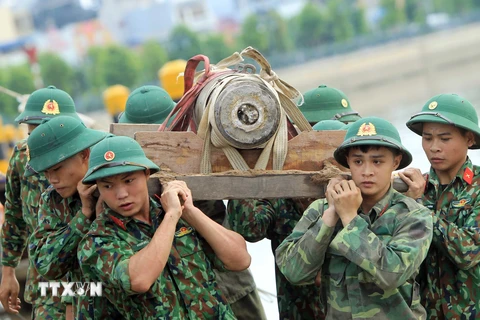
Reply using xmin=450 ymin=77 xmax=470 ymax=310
xmin=110 ymin=123 xmax=160 ymax=138
xmin=147 ymin=171 xmax=328 ymax=200
xmin=135 ymin=130 xmax=346 ymax=174
xmin=146 ymin=171 xmax=409 ymax=200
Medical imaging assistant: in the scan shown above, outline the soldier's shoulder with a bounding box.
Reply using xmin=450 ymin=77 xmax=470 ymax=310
xmin=41 ymin=185 xmax=56 ymax=200
xmin=472 ymin=164 xmax=480 ymax=178
xmin=392 ymin=191 xmax=428 ymax=214
xmin=13 ymin=138 xmax=28 ymax=152
xmin=86 ymin=211 xmax=121 ymax=237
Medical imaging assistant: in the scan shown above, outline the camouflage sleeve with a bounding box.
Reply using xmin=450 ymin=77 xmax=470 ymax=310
xmin=29 ymin=193 xmax=92 ymax=280
xmin=194 ymin=200 xmax=226 ymax=225
xmin=329 ymin=206 xmax=433 ymax=290
xmin=1 ymin=144 xmax=28 ymax=267
xmin=78 ymin=234 xmax=137 ymax=297
xmin=275 ymin=199 xmax=334 ymax=285
xmin=226 ymin=199 xmax=276 ymax=242
xmin=431 ymin=202 xmax=480 ymax=269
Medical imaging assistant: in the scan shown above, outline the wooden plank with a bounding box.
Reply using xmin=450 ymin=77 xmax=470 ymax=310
xmin=110 ymin=123 xmax=160 ymax=138
xmin=147 ymin=172 xmax=328 ymax=200
xmin=146 ymin=172 xmax=409 ymax=200
xmin=135 ymin=131 xmax=346 ymax=174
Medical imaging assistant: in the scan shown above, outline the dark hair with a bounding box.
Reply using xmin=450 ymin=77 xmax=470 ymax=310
xmin=347 ymin=145 xmax=402 ymax=157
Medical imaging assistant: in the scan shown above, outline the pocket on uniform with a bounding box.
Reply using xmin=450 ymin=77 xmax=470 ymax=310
xmin=173 ymin=227 xmax=215 ymax=281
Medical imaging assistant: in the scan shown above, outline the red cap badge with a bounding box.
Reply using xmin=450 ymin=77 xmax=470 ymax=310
xmin=104 ymin=151 xmax=115 ymax=161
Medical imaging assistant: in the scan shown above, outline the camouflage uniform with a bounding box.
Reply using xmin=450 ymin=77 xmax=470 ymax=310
xmin=406 ymin=93 xmax=480 ymax=319
xmin=1 ymin=86 xmax=83 ymax=318
xmin=276 ymin=188 xmax=432 ymax=319
xmin=29 ymin=187 xmax=122 ymax=319
xmin=420 ymin=160 xmax=480 ymax=319
xmin=227 ymin=198 xmax=324 ymax=319
xmin=276 ymin=116 xmax=433 ymax=319
xmin=25 ymin=115 xmax=115 ymax=319
xmin=1 ymin=140 xmax=66 ymax=318
xmin=195 ymin=200 xmax=267 ymax=320
xmin=78 ymin=199 xmax=236 ymax=319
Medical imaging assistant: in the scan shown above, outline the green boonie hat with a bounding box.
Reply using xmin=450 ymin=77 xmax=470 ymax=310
xmin=334 ymin=116 xmax=412 ymax=170
xmin=83 ymin=135 xmax=159 ymax=184
xmin=299 ymin=85 xmax=361 ymax=123
xmin=312 ymin=120 xmax=347 ymax=131
xmin=26 ymin=116 xmax=107 ymax=177
xmin=119 ymin=85 xmax=176 ymax=124
xmin=406 ymin=93 xmax=480 ymax=149
xmin=15 ymin=85 xmax=81 ymax=124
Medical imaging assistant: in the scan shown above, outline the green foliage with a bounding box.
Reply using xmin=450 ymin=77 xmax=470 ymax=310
xmin=379 ymin=0 xmax=407 ymax=29
xmin=239 ymin=15 xmax=269 ymax=53
xmin=38 ymin=52 xmax=75 ymax=93
xmin=404 ymin=0 xmax=426 ymax=24
xmin=295 ymin=3 xmax=328 ymax=48
xmin=84 ymin=46 xmax=108 ymax=92
xmin=7 ymin=64 xmax=35 ymax=98
xmin=325 ymin=0 xmax=355 ymax=43
xmin=102 ymin=45 xmax=139 ymax=87
xmin=201 ymin=34 xmax=234 ymax=63
xmin=140 ymin=40 xmax=169 ymax=83
xmin=168 ymin=25 xmax=203 ymax=60
xmin=0 ymin=64 xmax=35 ymax=118
xmin=265 ymin=11 xmax=292 ymax=53
xmin=0 ymin=69 xmax=16 ymax=118
xmin=351 ymin=6 xmax=370 ymax=35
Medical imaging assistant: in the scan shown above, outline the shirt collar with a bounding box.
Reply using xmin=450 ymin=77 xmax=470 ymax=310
xmin=427 ymin=157 xmax=474 ymax=189
xmin=358 ymin=186 xmax=394 ymax=221
xmin=105 ymin=198 xmax=162 ymax=229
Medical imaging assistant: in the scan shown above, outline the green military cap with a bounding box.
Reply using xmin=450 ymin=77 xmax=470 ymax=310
xmin=83 ymin=135 xmax=159 ymax=184
xmin=406 ymin=93 xmax=480 ymax=149
xmin=334 ymin=116 xmax=412 ymax=169
xmin=312 ymin=119 xmax=347 ymax=131
xmin=26 ymin=116 xmax=107 ymax=177
xmin=299 ymin=85 xmax=361 ymax=123
xmin=15 ymin=85 xmax=81 ymax=124
xmin=119 ymin=85 xmax=175 ymax=124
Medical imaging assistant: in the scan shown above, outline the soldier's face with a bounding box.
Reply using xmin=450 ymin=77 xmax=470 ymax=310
xmin=44 ymin=151 xmax=90 ymax=198
xmin=346 ymin=147 xmax=401 ymax=202
xmin=421 ymin=122 xmax=473 ymax=181
xmin=97 ymin=170 xmax=150 ymax=219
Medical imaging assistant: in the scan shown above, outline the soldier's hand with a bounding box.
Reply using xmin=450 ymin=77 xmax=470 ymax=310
xmin=160 ymin=181 xmax=189 ymax=221
xmin=77 ymin=181 xmax=99 ymax=220
xmin=0 ymin=267 xmax=21 ymax=314
xmin=397 ymin=168 xmax=425 ymax=199
xmin=330 ymin=180 xmax=362 ymax=226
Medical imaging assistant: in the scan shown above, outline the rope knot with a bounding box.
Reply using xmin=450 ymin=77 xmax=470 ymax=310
xmin=260 ymin=69 xmax=279 ymax=83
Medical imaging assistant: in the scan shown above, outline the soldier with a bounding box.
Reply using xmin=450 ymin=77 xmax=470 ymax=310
xmin=0 ymin=86 xmax=81 ymax=318
xmin=118 ymin=85 xmax=175 ymax=124
xmin=403 ymin=94 xmax=480 ymax=319
xmin=77 ymin=135 xmax=251 ymax=318
xmin=299 ymin=85 xmax=361 ymax=126
xmin=25 ymin=116 xmax=119 ymax=319
xmin=116 ymin=85 xmax=267 ymax=320
xmin=226 ymin=92 xmax=356 ymax=319
xmin=275 ymin=116 xmax=433 ymax=319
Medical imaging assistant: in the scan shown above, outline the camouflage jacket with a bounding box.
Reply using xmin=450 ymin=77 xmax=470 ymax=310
xmin=1 ymin=139 xmax=52 ymax=304
xmin=78 ymin=198 xmax=235 ymax=319
xmin=227 ymin=198 xmax=324 ymax=320
xmin=29 ymin=187 xmax=120 ymax=319
xmin=194 ymin=200 xmax=257 ymax=305
xmin=275 ymin=188 xmax=433 ymax=320
xmin=420 ymin=158 xmax=480 ymax=319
